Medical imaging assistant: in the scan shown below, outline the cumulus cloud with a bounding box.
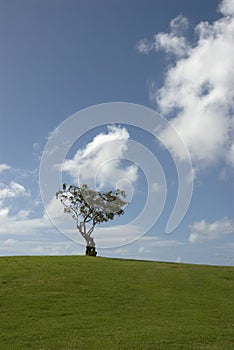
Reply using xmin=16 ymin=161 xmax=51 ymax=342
xmin=138 ymin=0 xmax=234 ymax=169
xmin=137 ymin=14 xmax=190 ymax=57
xmin=153 ymin=32 xmax=189 ymax=57
xmin=189 ymin=217 xmax=234 ymax=243
xmin=0 ymin=181 xmax=29 ymax=206
xmin=0 ymin=181 xmax=32 ymax=234
xmin=219 ymin=0 xmax=234 ymax=16
xmin=62 ymin=125 xmax=138 ymax=189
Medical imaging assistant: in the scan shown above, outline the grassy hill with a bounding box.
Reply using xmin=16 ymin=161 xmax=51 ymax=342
xmin=0 ymin=256 xmax=233 ymax=350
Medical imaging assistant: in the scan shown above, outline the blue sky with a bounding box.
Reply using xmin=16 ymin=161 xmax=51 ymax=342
xmin=0 ymin=0 xmax=234 ymax=265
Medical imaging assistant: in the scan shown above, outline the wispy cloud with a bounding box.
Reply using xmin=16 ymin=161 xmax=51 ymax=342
xmin=137 ymin=0 xmax=234 ymax=170
xmin=189 ymin=217 xmax=234 ymax=243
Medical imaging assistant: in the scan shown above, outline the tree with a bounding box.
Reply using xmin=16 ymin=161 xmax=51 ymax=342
xmin=56 ymin=184 xmax=127 ymax=256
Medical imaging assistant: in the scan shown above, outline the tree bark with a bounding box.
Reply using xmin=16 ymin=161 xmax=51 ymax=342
xmin=78 ymin=225 xmax=97 ymax=256
xmin=84 ymin=235 xmax=97 ymax=256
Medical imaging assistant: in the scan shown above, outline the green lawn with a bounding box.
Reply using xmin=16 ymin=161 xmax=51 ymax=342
xmin=0 ymin=256 xmax=233 ymax=350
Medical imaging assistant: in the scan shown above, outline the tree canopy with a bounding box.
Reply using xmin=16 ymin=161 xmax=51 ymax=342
xmin=56 ymin=184 xmax=127 ymax=256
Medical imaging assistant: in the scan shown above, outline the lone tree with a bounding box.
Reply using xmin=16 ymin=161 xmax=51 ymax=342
xmin=56 ymin=184 xmax=127 ymax=256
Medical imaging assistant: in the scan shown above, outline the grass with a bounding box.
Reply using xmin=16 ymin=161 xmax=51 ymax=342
xmin=0 ymin=256 xmax=233 ymax=350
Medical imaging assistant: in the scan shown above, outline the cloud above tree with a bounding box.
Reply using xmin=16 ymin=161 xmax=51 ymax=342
xmin=137 ymin=0 xmax=234 ymax=169
xmin=62 ymin=125 xmax=138 ymax=189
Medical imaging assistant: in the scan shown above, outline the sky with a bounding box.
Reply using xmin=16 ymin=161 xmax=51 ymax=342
xmin=0 ymin=0 xmax=234 ymax=265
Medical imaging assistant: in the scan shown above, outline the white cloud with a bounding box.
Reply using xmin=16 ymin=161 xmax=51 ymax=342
xmin=0 ymin=207 xmax=10 ymax=218
xmin=137 ymin=15 xmax=190 ymax=57
xmin=0 ymin=163 xmax=11 ymax=173
xmin=44 ymin=196 xmax=65 ymax=221
xmin=0 ymin=212 xmax=49 ymax=236
xmin=189 ymin=217 xmax=234 ymax=243
xmin=137 ymin=38 xmax=154 ymax=54
xmin=170 ymin=14 xmax=189 ymax=34
xmin=219 ymin=0 xmax=234 ymax=16
xmin=153 ymin=32 xmax=189 ymax=57
xmin=62 ymin=125 xmax=138 ymax=189
xmin=138 ymin=0 xmax=234 ymax=169
xmin=0 ymin=192 xmax=55 ymax=237
xmin=0 ymin=181 xmax=29 ymax=205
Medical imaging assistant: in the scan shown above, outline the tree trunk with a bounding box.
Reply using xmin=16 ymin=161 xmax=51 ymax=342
xmin=85 ymin=245 xmax=97 ymax=256
xmin=84 ymin=235 xmax=97 ymax=256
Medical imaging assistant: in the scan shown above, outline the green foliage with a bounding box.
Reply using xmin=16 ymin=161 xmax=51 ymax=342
xmin=0 ymin=256 xmax=233 ymax=350
xmin=56 ymin=184 xmax=127 ymax=226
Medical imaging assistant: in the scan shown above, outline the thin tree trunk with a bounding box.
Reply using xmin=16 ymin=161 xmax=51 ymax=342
xmin=77 ymin=224 xmax=97 ymax=256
